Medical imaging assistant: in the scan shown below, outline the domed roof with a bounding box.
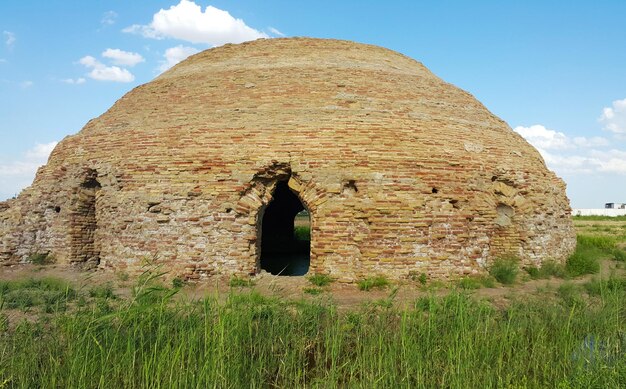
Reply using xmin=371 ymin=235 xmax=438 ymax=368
xmin=1 ymin=38 xmax=575 ymax=280
xmin=53 ymin=38 xmax=546 ymax=185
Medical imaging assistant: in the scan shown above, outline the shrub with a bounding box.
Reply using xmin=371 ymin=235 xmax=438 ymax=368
xmin=357 ymin=276 xmax=389 ymax=291
xmin=539 ymin=260 xmax=567 ymax=278
xmin=489 ymin=257 xmax=519 ymax=285
xmin=171 ymin=277 xmax=185 ymax=289
xmin=2 ymin=289 xmax=37 ymax=309
xmin=525 ymin=260 xmax=567 ymax=280
xmin=28 ymin=253 xmax=54 ymax=265
xmin=584 ymin=276 xmax=626 ymax=296
xmin=612 ymin=248 xmax=626 ymax=262
xmin=89 ymin=283 xmax=116 ymax=299
xmin=557 ymin=283 xmax=584 ymax=307
xmin=307 ymin=274 xmax=333 ymax=287
xmin=524 ymin=266 xmax=540 ymax=279
xmin=456 ymin=277 xmax=481 ymax=290
xmin=566 ymin=251 xmax=600 ymax=277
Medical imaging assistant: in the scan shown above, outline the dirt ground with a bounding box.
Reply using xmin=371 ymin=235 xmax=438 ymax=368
xmin=1 ymin=218 xmax=625 ymax=310
xmin=1 ymin=257 xmax=623 ymax=312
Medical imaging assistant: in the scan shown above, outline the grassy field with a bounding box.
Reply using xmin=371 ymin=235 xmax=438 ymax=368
xmin=0 ymin=216 xmax=624 ymax=387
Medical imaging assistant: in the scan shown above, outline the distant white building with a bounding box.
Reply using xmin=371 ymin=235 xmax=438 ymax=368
xmin=573 ymin=204 xmax=626 ymax=216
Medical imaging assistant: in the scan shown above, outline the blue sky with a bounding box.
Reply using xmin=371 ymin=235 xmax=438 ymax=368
xmin=1 ymin=1 xmax=625 ymax=207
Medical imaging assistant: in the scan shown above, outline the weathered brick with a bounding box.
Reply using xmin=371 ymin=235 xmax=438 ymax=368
xmin=0 ymin=38 xmax=575 ymax=281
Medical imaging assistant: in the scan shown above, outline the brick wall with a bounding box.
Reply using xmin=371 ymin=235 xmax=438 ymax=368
xmin=0 ymin=38 xmax=576 ymax=281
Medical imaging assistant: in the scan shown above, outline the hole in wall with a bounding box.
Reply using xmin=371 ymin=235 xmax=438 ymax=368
xmin=431 ymin=187 xmax=438 ymax=194
xmin=342 ymin=179 xmax=358 ymax=194
xmin=54 ymin=206 xmax=61 ymax=213
xmin=260 ymin=180 xmax=310 ymax=276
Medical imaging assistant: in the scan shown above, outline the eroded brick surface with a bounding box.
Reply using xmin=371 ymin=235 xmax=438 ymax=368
xmin=0 ymin=38 xmax=576 ymax=281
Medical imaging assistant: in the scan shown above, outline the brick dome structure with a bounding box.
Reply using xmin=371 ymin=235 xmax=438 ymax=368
xmin=0 ymin=38 xmax=575 ymax=281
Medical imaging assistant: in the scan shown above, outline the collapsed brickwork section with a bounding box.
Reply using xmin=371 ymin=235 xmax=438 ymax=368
xmin=0 ymin=38 xmax=576 ymax=282
xmin=69 ymin=169 xmax=101 ymax=269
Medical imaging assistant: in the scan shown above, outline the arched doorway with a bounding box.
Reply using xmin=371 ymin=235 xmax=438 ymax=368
xmin=260 ymin=180 xmax=310 ymax=275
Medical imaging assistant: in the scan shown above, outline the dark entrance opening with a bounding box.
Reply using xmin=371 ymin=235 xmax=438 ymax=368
xmin=260 ymin=180 xmax=310 ymax=275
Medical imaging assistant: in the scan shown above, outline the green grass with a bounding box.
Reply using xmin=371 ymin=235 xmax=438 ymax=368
xmin=88 ymin=283 xmax=116 ymax=300
xmin=573 ymin=215 xmax=626 ymax=221
xmin=294 ymin=225 xmax=310 ymax=241
xmin=557 ymin=282 xmax=585 ymax=307
xmin=566 ymin=250 xmax=601 ymax=277
xmin=357 ymin=275 xmax=390 ymax=291
xmin=525 ymin=259 xmax=568 ymax=280
xmin=302 ymin=287 xmax=323 ymax=295
xmin=489 ymin=257 xmax=519 ymax=284
xmin=612 ymin=248 xmax=626 ymax=262
xmin=456 ymin=276 xmax=482 ymax=290
xmin=229 ymin=276 xmax=255 ymax=288
xmin=573 ymin=233 xmax=626 ymax=263
xmin=584 ymin=276 xmax=626 ymax=296
xmin=307 ymin=273 xmax=334 ymax=287
xmin=0 ymin=282 xmax=624 ymax=387
xmin=0 ymin=277 xmax=76 ymax=311
xmin=565 ymin=235 xmax=609 ymax=277
xmin=576 ymin=234 xmax=618 ymax=250
xmin=1 ymin=223 xmax=626 ymax=387
xmin=456 ymin=275 xmax=496 ymax=289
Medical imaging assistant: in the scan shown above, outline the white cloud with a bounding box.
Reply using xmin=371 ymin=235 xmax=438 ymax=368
xmin=20 ymin=80 xmax=33 ymax=89
xmin=0 ymin=141 xmax=58 ymax=200
xmin=79 ymin=55 xmax=135 ymax=82
xmin=515 ymin=124 xmax=626 ymax=175
xmin=268 ymin=27 xmax=285 ymax=37
xmin=25 ymin=142 xmax=58 ymax=159
xmin=159 ymin=45 xmax=199 ymax=72
xmin=3 ymin=31 xmax=15 ymax=48
xmin=101 ymin=11 xmax=118 ymax=26
xmin=515 ymin=125 xmax=610 ymax=151
xmin=79 ymin=55 xmax=98 ymax=67
xmin=588 ymin=149 xmax=626 ymax=174
xmin=102 ymin=48 xmax=144 ymax=67
xmin=572 ymin=136 xmax=609 ymax=148
xmin=62 ymin=77 xmax=86 ymax=85
xmin=599 ymin=98 xmax=626 ymax=135
xmin=538 ymin=150 xmax=596 ymax=174
xmin=514 ymin=124 xmax=572 ymax=150
xmin=123 ymin=0 xmax=268 ymax=46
